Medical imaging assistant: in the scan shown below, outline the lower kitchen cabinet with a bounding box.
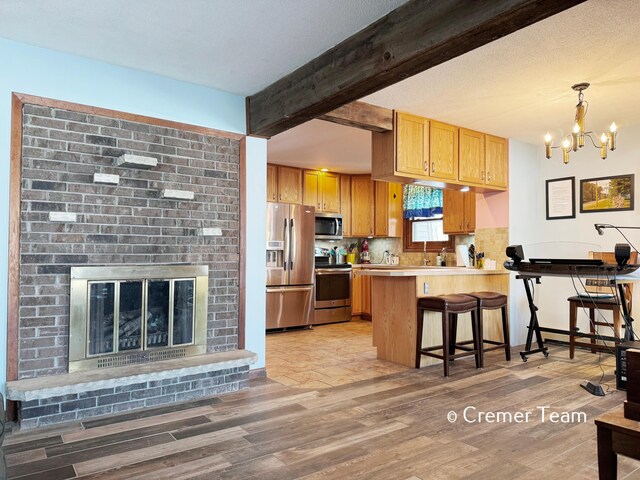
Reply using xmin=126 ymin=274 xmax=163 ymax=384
xmin=352 ymin=270 xmax=371 ymax=319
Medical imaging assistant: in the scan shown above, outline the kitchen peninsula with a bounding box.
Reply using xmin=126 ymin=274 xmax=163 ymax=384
xmin=359 ymin=267 xmax=509 ymax=368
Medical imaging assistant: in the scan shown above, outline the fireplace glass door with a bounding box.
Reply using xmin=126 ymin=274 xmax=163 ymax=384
xmin=87 ymin=278 xmax=195 ymax=357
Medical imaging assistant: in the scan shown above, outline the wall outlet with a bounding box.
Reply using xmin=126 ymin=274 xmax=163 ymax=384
xmin=423 ymin=282 xmax=429 ymax=294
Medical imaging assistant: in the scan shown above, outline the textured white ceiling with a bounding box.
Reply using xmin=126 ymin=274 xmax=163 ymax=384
xmin=271 ymin=0 xmax=640 ymax=172
xmin=0 ymin=0 xmax=407 ymax=96
xmin=268 ymin=119 xmax=371 ymax=173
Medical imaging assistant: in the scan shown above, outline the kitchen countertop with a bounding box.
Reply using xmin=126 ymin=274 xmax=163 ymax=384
xmin=354 ymin=264 xmax=508 ymax=276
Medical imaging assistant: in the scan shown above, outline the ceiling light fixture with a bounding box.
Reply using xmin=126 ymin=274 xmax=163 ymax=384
xmin=544 ymin=83 xmax=617 ymax=164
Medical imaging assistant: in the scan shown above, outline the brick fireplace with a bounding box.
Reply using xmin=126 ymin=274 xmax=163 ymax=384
xmin=6 ymin=95 xmax=254 ymax=428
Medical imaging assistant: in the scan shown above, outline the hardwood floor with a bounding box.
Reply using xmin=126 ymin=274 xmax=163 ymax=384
xmin=3 ymin=323 xmax=640 ymax=479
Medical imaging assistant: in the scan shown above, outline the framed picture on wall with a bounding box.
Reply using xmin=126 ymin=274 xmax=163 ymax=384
xmin=546 ymin=176 xmax=575 ymax=220
xmin=580 ymin=174 xmax=635 ymax=213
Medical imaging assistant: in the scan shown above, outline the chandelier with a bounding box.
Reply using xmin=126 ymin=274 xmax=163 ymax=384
xmin=544 ymin=83 xmax=617 ymax=164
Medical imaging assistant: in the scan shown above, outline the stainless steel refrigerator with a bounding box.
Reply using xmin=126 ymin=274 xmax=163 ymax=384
xmin=266 ymin=203 xmax=315 ymax=329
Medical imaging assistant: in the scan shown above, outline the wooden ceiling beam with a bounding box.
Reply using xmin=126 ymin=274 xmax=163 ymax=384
xmin=247 ymin=0 xmax=586 ymax=138
xmin=318 ymin=101 xmax=393 ymax=132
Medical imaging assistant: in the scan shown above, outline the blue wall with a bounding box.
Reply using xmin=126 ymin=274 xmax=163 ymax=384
xmin=0 ymin=37 xmax=267 ymax=395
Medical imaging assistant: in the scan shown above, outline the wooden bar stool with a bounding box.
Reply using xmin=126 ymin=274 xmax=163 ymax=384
xmin=568 ymin=296 xmax=621 ymax=359
xmin=416 ymin=294 xmax=481 ymax=376
xmin=465 ymin=291 xmax=510 ymax=367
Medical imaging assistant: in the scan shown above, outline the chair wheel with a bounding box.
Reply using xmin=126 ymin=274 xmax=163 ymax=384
xmin=521 ymin=356 xmax=528 ymax=362
xmin=544 ymin=352 xmax=549 ymax=358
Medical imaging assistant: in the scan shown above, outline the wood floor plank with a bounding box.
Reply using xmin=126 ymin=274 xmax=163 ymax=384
xmin=173 ymin=404 xmax=307 ymax=440
xmin=4 ymin=448 xmax=47 ymax=467
xmin=73 ymin=426 xmax=248 ymax=477
xmin=50 ymin=416 xmax=210 ymax=456
xmin=11 ymin=464 xmax=77 ymax=480
xmin=80 ymin=396 xmax=222 ymax=429
xmin=62 ymin=408 xmax=214 ymax=443
xmin=75 ymin=438 xmax=248 ymax=480
xmin=8 ymin=433 xmax=172 ymax=479
xmin=2 ymin=434 xmax=63 ymax=455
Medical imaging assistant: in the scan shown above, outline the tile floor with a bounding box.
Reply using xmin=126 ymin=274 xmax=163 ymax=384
xmin=265 ymin=317 xmax=409 ymax=388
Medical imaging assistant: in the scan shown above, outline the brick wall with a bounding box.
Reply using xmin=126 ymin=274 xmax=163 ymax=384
xmin=19 ymin=104 xmax=240 ymax=379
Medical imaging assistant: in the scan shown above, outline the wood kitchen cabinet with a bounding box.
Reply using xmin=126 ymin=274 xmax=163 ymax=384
xmin=267 ymin=164 xmax=303 ymax=204
xmin=352 ymin=270 xmax=371 ymax=319
xmin=429 ymin=121 xmax=458 ymax=181
xmin=485 ymin=134 xmax=509 ymax=188
xmin=374 ymin=181 xmax=402 ymax=237
xmin=443 ymin=189 xmax=476 ymax=234
xmin=266 ymin=164 xmax=279 ymax=202
xmin=351 ymin=175 xmax=374 ymax=237
xmin=458 ymin=128 xmax=485 ymax=185
xmin=303 ymin=170 xmax=340 ymax=213
xmin=340 ymin=174 xmax=352 ymax=237
xmin=372 ymin=112 xmax=508 ymax=191
xmin=395 ymin=112 xmax=429 ymax=178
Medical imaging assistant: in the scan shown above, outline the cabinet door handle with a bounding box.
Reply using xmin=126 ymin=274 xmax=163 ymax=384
xmin=272 ymin=193 xmax=276 ymax=199
xmin=487 ymin=172 xmax=491 ymax=181
xmin=424 ymin=161 xmax=428 ymax=172
xmin=481 ymin=171 xmax=485 ymax=180
xmin=431 ymin=163 xmax=436 ymax=173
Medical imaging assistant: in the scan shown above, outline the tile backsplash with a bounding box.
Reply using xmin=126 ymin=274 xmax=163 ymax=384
xmin=316 ymin=227 xmax=508 ymax=269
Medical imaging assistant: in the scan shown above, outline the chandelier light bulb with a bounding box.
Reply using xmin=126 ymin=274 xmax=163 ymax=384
xmin=562 ymin=139 xmax=571 ymax=149
xmin=610 ymin=122 xmax=617 ymax=133
xmin=600 ymin=133 xmax=608 ymax=143
xmin=573 ymin=123 xmax=580 ymax=134
xmin=544 ymin=132 xmax=552 ymax=144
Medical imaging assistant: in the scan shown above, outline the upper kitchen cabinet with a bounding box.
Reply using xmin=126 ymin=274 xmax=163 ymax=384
xmin=303 ymin=170 xmax=340 ymax=213
xmin=485 ymin=135 xmax=509 ymax=189
xmin=372 ymin=111 xmax=429 ymax=182
xmin=351 ymin=175 xmax=374 ymax=237
xmin=340 ymin=175 xmax=352 ymax=237
xmin=372 ymin=111 xmax=508 ymax=191
xmin=267 ymin=164 xmax=279 ymax=202
xmin=374 ymin=181 xmax=402 ymax=237
xmin=458 ymin=128 xmax=485 ymax=186
xmin=429 ymin=121 xmax=458 ymax=181
xmin=267 ymin=164 xmax=303 ymax=204
xmin=443 ymin=189 xmax=476 ymax=234
xmin=395 ymin=112 xmax=429 ymax=178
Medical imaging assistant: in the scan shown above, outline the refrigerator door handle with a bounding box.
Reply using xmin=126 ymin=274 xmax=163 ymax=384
xmin=290 ymin=218 xmax=296 ymax=270
xmin=266 ymin=286 xmax=313 ymax=293
xmin=283 ymin=218 xmax=288 ymax=271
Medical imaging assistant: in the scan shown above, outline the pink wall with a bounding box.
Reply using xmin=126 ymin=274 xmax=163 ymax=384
xmin=475 ymin=191 xmax=509 ymax=228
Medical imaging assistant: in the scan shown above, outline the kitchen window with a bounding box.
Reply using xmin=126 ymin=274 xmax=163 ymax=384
xmin=403 ymin=218 xmax=454 ymax=252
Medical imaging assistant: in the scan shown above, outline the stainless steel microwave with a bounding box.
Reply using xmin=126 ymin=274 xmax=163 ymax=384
xmin=315 ymin=213 xmax=343 ymax=240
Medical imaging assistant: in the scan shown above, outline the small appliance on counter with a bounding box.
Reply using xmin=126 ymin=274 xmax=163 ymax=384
xmin=360 ymin=239 xmax=371 ymax=264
